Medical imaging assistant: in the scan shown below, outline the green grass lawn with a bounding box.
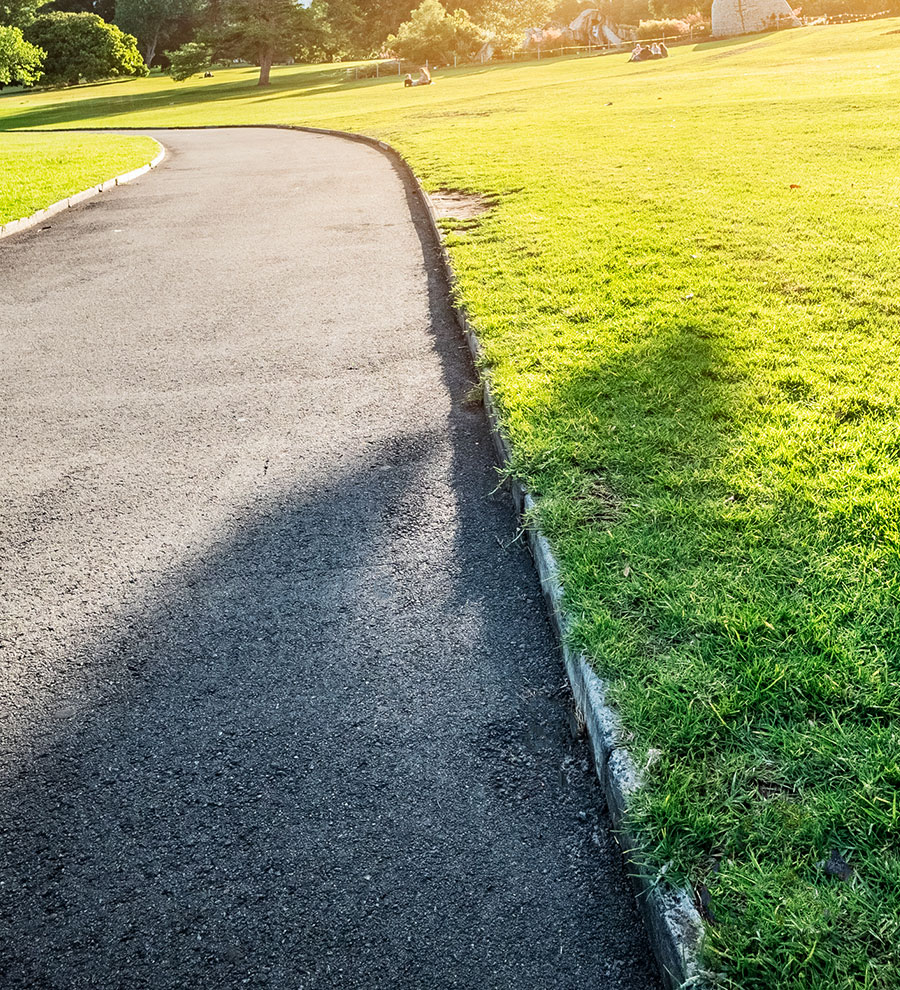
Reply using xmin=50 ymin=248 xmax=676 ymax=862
xmin=3 ymin=22 xmax=900 ymax=988
xmin=0 ymin=132 xmax=160 ymax=224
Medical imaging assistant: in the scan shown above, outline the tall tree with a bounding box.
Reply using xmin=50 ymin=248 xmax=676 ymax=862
xmin=469 ymin=0 xmax=555 ymax=49
xmin=386 ymin=0 xmax=482 ymax=62
xmin=116 ymin=0 xmax=201 ymax=65
xmin=215 ymin=0 xmax=312 ymax=85
xmin=306 ymin=0 xmax=365 ymax=56
xmin=325 ymin=0 xmax=416 ymax=52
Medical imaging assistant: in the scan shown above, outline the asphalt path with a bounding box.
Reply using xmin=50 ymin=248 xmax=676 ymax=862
xmin=0 ymin=128 xmax=660 ymax=989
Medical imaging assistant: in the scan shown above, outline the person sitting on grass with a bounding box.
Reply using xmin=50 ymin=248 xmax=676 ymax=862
xmin=657 ymin=40 xmax=669 ymax=57
xmin=629 ymin=44 xmax=656 ymax=62
xmin=404 ymin=66 xmax=433 ymax=87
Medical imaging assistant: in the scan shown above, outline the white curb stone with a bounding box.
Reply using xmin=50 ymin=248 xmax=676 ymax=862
xmin=0 ymin=141 xmax=165 ymax=241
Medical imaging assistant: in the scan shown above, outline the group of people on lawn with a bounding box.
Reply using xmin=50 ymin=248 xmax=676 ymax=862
xmin=404 ymin=66 xmax=432 ymax=87
xmin=629 ymin=41 xmax=669 ymax=61
xmin=399 ymin=45 xmax=669 ymax=88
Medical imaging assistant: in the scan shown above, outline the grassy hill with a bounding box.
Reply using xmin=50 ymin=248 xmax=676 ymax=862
xmin=4 ymin=21 xmax=900 ymax=987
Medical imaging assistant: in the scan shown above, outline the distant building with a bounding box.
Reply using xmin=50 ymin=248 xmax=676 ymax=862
xmin=711 ymin=0 xmax=800 ymax=37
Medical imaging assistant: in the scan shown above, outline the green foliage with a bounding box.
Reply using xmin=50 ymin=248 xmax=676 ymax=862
xmin=386 ymin=0 xmax=483 ymax=63
xmin=24 ymin=12 xmax=148 ymax=84
xmin=213 ymin=0 xmax=316 ymax=84
xmin=305 ymin=0 xmax=369 ymax=57
xmin=0 ymin=0 xmax=40 ymax=29
xmin=165 ymin=38 xmax=212 ymax=78
xmin=0 ymin=23 xmax=43 ymax=83
xmin=49 ymin=0 xmax=117 ymax=23
xmin=116 ymin=0 xmax=203 ymax=65
xmin=472 ymin=0 xmax=555 ymax=51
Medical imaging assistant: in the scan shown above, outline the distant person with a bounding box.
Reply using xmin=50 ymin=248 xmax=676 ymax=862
xmin=650 ymin=42 xmax=662 ymax=58
xmin=629 ymin=43 xmax=643 ymax=61
xmin=658 ymin=40 xmax=669 ymax=57
xmin=404 ymin=67 xmax=432 ymax=87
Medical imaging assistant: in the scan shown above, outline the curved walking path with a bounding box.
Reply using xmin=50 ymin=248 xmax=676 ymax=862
xmin=0 ymin=128 xmax=660 ymax=989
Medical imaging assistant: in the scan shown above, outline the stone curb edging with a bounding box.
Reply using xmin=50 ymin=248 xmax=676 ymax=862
xmin=0 ymin=140 xmax=166 ymax=241
xmin=11 ymin=124 xmax=707 ymax=988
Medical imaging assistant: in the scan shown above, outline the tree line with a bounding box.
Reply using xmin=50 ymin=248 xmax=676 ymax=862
xmin=1 ymin=0 xmax=893 ymax=90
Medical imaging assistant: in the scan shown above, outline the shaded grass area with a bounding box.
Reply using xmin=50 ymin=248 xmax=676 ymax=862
xmin=3 ymin=22 xmax=900 ymax=988
xmin=0 ymin=132 xmax=159 ymax=224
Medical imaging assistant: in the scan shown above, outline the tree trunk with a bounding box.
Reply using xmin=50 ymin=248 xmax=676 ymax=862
xmin=144 ymin=26 xmax=161 ymax=69
xmin=257 ymin=50 xmax=272 ymax=86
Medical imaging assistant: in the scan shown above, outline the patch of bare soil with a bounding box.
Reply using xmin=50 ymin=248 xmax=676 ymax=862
xmin=429 ymin=189 xmax=493 ymax=220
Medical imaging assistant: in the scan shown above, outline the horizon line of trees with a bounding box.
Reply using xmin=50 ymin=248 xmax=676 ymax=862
xmin=1 ymin=0 xmax=895 ymax=90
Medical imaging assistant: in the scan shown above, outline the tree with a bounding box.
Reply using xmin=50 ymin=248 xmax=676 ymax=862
xmin=0 ymin=0 xmax=41 ymax=29
xmin=309 ymin=0 xmax=416 ymax=55
xmin=301 ymin=0 xmax=362 ymax=58
xmin=0 ymin=23 xmax=43 ymax=83
xmin=385 ymin=0 xmax=483 ymax=63
xmin=24 ymin=11 xmax=147 ymax=83
xmin=470 ymin=0 xmax=555 ymax=51
xmin=214 ymin=0 xmax=314 ymax=86
xmin=115 ymin=0 xmax=201 ymax=65
xmin=165 ymin=37 xmax=211 ymax=77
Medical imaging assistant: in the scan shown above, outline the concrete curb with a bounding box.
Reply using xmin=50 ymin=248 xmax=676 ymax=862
xmin=11 ymin=124 xmax=707 ymax=987
xmin=0 ymin=140 xmax=166 ymax=241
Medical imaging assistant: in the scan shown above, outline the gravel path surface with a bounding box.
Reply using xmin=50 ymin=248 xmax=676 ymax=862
xmin=0 ymin=128 xmax=661 ymax=989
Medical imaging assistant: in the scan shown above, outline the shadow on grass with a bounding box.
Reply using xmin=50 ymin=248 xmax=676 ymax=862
xmin=0 ymin=65 xmax=377 ymax=131
xmin=526 ymin=318 xmax=734 ymax=508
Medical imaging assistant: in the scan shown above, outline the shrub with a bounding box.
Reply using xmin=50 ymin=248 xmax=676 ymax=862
xmin=24 ymin=12 xmax=147 ymax=85
xmin=166 ymin=40 xmax=212 ymax=80
xmin=0 ymin=24 xmax=44 ymax=86
xmin=637 ymin=17 xmax=692 ymax=37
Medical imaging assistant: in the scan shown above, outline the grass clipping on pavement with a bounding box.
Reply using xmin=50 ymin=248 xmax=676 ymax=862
xmin=0 ymin=132 xmax=159 ymax=225
xmin=3 ymin=22 xmax=900 ymax=988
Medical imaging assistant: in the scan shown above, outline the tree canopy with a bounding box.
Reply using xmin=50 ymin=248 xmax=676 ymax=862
xmin=49 ymin=0 xmax=116 ymax=24
xmin=0 ymin=0 xmax=41 ymax=29
xmin=116 ymin=0 xmax=202 ymax=65
xmin=0 ymin=23 xmax=43 ymax=83
xmin=386 ymin=0 xmax=482 ymax=63
xmin=24 ymin=11 xmax=147 ymax=84
xmin=213 ymin=0 xmax=318 ymax=85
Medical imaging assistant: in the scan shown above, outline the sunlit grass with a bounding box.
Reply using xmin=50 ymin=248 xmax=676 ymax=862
xmin=0 ymin=132 xmax=159 ymax=224
xmin=3 ymin=22 xmax=900 ymax=987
